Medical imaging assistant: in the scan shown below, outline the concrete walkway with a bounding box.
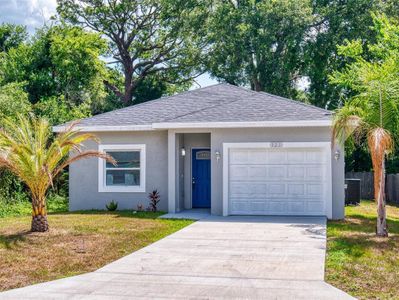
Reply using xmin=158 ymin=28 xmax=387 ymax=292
xmin=0 ymin=216 xmax=354 ymax=299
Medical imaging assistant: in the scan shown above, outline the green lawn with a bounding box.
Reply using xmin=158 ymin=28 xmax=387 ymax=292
xmin=326 ymin=200 xmax=399 ymax=299
xmin=0 ymin=211 xmax=193 ymax=291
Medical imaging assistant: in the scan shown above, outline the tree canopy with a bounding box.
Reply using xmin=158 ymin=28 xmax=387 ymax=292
xmin=206 ymin=0 xmax=313 ymax=98
xmin=0 ymin=23 xmax=27 ymax=53
xmin=0 ymin=24 xmax=108 ymax=106
xmin=57 ymin=0 xmax=208 ymax=105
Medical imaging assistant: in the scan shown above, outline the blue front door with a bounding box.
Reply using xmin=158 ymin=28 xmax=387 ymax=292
xmin=192 ymin=149 xmax=211 ymax=208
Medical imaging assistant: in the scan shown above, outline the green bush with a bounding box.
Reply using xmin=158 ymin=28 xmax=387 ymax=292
xmin=106 ymin=200 xmax=118 ymax=211
xmin=0 ymin=193 xmax=68 ymax=218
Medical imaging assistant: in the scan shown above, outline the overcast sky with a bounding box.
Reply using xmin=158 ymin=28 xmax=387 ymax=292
xmin=0 ymin=0 xmax=57 ymax=33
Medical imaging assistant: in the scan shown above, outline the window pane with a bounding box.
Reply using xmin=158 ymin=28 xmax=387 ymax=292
xmin=106 ymin=170 xmax=140 ymax=186
xmin=106 ymin=151 xmax=140 ymax=168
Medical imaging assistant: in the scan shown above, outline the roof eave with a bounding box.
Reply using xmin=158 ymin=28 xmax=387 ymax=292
xmin=153 ymin=120 xmax=332 ymax=129
xmin=53 ymin=120 xmax=332 ymax=133
xmin=52 ymin=124 xmax=154 ymax=133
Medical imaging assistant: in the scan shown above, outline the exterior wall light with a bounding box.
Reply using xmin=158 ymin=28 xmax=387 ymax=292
xmin=215 ymin=150 xmax=221 ymax=162
xmin=181 ymin=147 xmax=186 ymax=157
xmin=334 ymin=149 xmax=341 ymax=161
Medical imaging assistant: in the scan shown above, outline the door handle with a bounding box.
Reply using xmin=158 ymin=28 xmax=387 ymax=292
xmin=192 ymin=177 xmax=196 ymax=188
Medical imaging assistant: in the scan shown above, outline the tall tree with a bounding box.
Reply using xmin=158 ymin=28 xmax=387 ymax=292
xmin=331 ymin=14 xmax=399 ymax=236
xmin=304 ymin=0 xmax=399 ymax=109
xmin=57 ymin=0 xmax=208 ymax=106
xmin=0 ymin=23 xmax=27 ymax=53
xmin=205 ymin=0 xmax=313 ymax=97
xmin=0 ymin=24 xmax=108 ymax=107
xmin=0 ymin=82 xmax=31 ymax=122
xmin=0 ymin=114 xmax=114 ymax=232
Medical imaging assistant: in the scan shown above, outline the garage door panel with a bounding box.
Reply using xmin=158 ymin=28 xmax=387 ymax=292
xmin=287 ymin=166 xmax=305 ymax=179
xmin=288 ymin=201 xmax=306 ymax=213
xmin=307 ymin=184 xmax=323 ymax=196
xmin=248 ymin=166 xmax=268 ymax=179
xmin=231 ymin=201 xmax=249 ymax=212
xmin=306 ymin=151 xmax=324 ymax=163
xmin=268 ymin=166 xmax=286 ymax=178
xmin=230 ymin=182 xmax=267 ymax=198
xmin=268 ymin=151 xmax=286 ymax=164
xmin=287 ymin=184 xmax=305 ymax=196
xmin=287 ymin=151 xmax=305 ymax=163
xmin=229 ymin=165 xmax=249 ymax=180
xmin=307 ymin=201 xmax=325 ymax=213
xmin=306 ymin=166 xmax=323 ymax=179
xmin=269 ymin=202 xmax=287 ymax=213
xmin=269 ymin=183 xmax=286 ymax=196
xmin=230 ymin=150 xmax=248 ymax=163
xmin=228 ymin=146 xmax=328 ymax=216
xmin=250 ymin=201 xmax=267 ymax=212
xmin=249 ymin=150 xmax=268 ymax=164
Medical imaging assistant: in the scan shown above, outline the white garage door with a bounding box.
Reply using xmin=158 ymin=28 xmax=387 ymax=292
xmin=227 ymin=145 xmax=330 ymax=216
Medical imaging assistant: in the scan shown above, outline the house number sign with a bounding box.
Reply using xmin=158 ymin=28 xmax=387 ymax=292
xmin=270 ymin=142 xmax=283 ymax=148
xmin=196 ymin=151 xmax=211 ymax=160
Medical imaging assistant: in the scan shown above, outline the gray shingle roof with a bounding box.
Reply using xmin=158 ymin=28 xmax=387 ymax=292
xmin=55 ymin=83 xmax=331 ymax=129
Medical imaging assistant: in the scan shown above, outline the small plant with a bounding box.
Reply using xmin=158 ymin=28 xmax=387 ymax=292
xmin=148 ymin=189 xmax=160 ymax=212
xmin=137 ymin=203 xmax=144 ymax=212
xmin=106 ymin=200 xmax=118 ymax=211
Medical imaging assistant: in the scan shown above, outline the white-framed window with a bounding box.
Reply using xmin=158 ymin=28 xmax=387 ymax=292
xmin=98 ymin=144 xmax=146 ymax=192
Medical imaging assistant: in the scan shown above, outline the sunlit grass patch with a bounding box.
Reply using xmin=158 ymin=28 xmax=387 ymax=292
xmin=326 ymin=200 xmax=399 ymax=299
xmin=0 ymin=211 xmax=193 ymax=291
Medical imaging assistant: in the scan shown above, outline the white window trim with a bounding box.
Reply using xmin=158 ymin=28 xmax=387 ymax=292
xmin=222 ymin=142 xmax=332 ymax=219
xmin=98 ymin=144 xmax=146 ymax=193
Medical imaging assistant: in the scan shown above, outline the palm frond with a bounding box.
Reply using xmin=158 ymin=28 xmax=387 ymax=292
xmin=53 ymin=150 xmax=115 ymax=178
xmin=332 ymin=104 xmax=365 ymax=146
xmin=0 ymin=114 xmax=111 ymax=213
xmin=368 ymin=127 xmax=394 ymax=157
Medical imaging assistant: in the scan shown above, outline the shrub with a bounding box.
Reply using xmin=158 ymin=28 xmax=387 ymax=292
xmin=148 ymin=190 xmax=160 ymax=212
xmin=0 ymin=194 xmax=68 ymax=218
xmin=106 ymin=200 xmax=118 ymax=211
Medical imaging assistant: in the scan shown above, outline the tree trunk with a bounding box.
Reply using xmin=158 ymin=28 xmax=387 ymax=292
xmin=376 ymin=159 xmax=388 ymax=237
xmin=122 ymin=63 xmax=134 ymax=106
xmin=252 ymin=77 xmax=262 ymax=92
xmin=31 ymin=202 xmax=49 ymax=232
xmin=123 ymin=83 xmax=133 ymax=106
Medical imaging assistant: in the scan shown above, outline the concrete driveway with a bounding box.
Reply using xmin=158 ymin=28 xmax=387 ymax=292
xmin=0 ymin=216 xmax=353 ymax=299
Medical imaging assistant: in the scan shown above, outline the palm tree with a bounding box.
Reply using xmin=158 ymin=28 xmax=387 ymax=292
xmin=331 ymin=13 xmax=399 ymax=236
xmin=0 ymin=114 xmax=114 ymax=232
xmin=332 ymin=68 xmax=399 ymax=237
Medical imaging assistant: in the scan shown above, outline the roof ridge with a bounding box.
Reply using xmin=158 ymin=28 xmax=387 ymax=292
xmin=163 ymin=83 xmax=328 ymax=122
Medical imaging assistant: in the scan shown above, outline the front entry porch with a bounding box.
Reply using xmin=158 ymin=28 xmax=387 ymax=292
xmin=168 ymin=131 xmax=212 ymax=214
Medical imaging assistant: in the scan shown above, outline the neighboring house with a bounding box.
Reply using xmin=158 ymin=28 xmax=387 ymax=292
xmin=54 ymin=84 xmax=345 ymax=219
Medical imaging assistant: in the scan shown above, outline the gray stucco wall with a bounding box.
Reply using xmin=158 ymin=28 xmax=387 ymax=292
xmin=69 ymin=127 xmax=344 ymax=219
xmin=210 ymin=127 xmax=345 ymax=219
xmin=69 ymin=131 xmax=168 ymax=211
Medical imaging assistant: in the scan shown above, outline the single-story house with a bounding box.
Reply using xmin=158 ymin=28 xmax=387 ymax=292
xmin=54 ymin=83 xmax=345 ymax=219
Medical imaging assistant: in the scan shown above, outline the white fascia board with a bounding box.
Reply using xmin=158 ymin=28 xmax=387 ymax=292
xmin=152 ymin=120 xmax=332 ymax=129
xmin=53 ymin=124 xmax=154 ymax=133
xmin=53 ymin=120 xmax=332 ymax=133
